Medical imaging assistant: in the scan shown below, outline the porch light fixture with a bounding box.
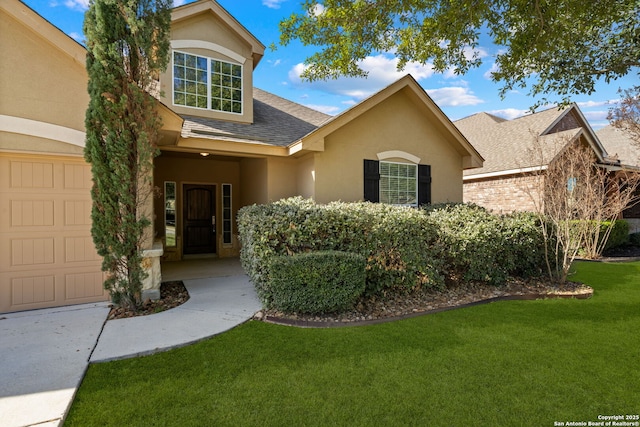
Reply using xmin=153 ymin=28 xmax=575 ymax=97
xmin=200 ymin=152 xmax=210 ymax=157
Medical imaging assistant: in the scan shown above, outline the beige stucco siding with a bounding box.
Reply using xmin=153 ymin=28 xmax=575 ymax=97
xmin=160 ymin=11 xmax=255 ymax=123
xmin=240 ymin=157 xmax=268 ymax=206
xmin=313 ymin=90 xmax=464 ymax=204
xmin=0 ymin=11 xmax=88 ymax=136
xmin=296 ymin=154 xmax=315 ymax=199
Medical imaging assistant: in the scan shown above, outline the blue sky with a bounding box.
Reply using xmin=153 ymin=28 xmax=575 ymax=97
xmin=25 ymin=0 xmax=638 ymax=128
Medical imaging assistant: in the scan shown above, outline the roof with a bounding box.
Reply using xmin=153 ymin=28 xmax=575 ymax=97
xmin=180 ymin=88 xmax=331 ymax=147
xmin=456 ymin=105 xmax=611 ymax=178
xmin=596 ymin=125 xmax=640 ymax=168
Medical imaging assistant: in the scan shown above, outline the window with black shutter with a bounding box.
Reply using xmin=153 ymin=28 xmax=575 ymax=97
xmin=363 ymin=159 xmax=431 ymax=206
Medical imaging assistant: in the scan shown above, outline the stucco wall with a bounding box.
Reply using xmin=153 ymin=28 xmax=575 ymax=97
xmin=313 ymin=90 xmax=465 ymax=204
xmin=0 ymin=9 xmax=88 ymax=153
xmin=463 ymin=174 xmax=541 ymax=213
xmin=0 ymin=12 xmax=87 ymax=127
xmin=240 ymin=157 xmax=267 ymax=206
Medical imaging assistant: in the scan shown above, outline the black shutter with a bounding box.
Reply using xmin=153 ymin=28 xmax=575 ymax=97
xmin=363 ymin=159 xmax=380 ymax=202
xmin=418 ymin=164 xmax=431 ymax=206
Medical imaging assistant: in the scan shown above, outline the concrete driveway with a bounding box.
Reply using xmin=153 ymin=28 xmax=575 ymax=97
xmin=0 ymin=259 xmax=260 ymax=427
xmin=0 ymin=303 xmax=110 ymax=427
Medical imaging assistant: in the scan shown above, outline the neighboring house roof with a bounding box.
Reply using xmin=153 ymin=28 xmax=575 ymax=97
xmin=456 ymin=104 xmax=614 ymax=179
xmin=179 ymin=88 xmax=331 ymax=147
xmin=596 ymin=125 xmax=640 ymax=169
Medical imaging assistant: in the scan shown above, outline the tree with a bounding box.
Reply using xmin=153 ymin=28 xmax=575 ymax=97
xmin=84 ymin=0 xmax=171 ymax=310
xmin=526 ymin=137 xmax=640 ymax=283
xmin=279 ymin=0 xmax=639 ymax=106
xmin=609 ymin=85 xmax=640 ymax=148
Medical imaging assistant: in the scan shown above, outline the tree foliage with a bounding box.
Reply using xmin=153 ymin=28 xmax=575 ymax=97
xmin=279 ymin=0 xmax=639 ymax=106
xmin=84 ymin=0 xmax=171 ymax=309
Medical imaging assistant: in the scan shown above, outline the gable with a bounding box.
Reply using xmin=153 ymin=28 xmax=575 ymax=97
xmin=0 ymin=1 xmax=88 ymax=154
xmin=293 ymin=75 xmax=483 ymax=169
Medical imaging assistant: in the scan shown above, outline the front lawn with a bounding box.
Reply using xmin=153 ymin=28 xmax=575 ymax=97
xmin=65 ymin=261 xmax=640 ymax=426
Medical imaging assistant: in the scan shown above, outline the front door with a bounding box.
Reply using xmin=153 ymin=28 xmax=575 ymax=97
xmin=183 ymin=184 xmax=216 ymax=255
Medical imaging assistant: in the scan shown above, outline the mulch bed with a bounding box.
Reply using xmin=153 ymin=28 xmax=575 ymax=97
xmin=107 ymin=281 xmax=189 ymax=320
xmin=258 ymin=278 xmax=593 ymax=328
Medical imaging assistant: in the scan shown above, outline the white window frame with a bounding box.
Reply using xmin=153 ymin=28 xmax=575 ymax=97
xmin=172 ymin=50 xmax=243 ymax=115
xmin=379 ymin=161 xmax=418 ymax=207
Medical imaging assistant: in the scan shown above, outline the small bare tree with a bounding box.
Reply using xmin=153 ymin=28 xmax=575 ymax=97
xmin=608 ymin=85 xmax=640 ymax=150
xmin=525 ymin=136 xmax=640 ymax=283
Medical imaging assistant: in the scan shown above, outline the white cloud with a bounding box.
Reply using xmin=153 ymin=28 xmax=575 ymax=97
xmin=487 ymin=108 xmax=530 ymax=120
xmin=173 ymin=0 xmax=188 ymax=6
xmin=426 ymin=87 xmax=484 ymax=107
xmin=582 ymin=110 xmax=609 ymax=122
xmin=63 ymin=0 xmax=88 ymax=11
xmin=288 ymin=54 xmax=434 ymax=101
xmin=263 ymin=0 xmax=287 ymax=9
xmin=267 ymin=59 xmax=282 ymax=67
xmin=576 ymin=100 xmax=614 ymax=108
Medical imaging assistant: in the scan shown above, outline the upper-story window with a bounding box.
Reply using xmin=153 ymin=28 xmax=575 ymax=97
xmin=173 ymin=51 xmax=243 ymax=114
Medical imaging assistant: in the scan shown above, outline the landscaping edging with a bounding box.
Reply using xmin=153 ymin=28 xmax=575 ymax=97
xmin=260 ymin=290 xmax=593 ymax=328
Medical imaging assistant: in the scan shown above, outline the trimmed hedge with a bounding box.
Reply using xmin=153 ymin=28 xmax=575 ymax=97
xmin=425 ymin=204 xmax=546 ymax=285
xmin=266 ymin=251 xmax=366 ymax=314
xmin=630 ymin=232 xmax=640 ymax=246
xmin=238 ymin=198 xmax=445 ymax=299
xmin=601 ymin=220 xmax=629 ymax=251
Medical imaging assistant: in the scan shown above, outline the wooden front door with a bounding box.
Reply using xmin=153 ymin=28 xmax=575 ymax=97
xmin=183 ymin=184 xmax=216 ymax=255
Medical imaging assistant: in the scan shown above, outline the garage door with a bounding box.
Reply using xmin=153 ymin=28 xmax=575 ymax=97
xmin=0 ymin=153 xmax=107 ymax=313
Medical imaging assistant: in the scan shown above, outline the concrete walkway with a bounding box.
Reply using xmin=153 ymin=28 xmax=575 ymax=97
xmin=0 ymin=259 xmax=260 ymax=427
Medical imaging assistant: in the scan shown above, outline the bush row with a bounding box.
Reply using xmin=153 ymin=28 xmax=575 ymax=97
xmin=238 ymin=198 xmax=445 ymax=306
xmin=238 ymin=198 xmax=549 ymax=312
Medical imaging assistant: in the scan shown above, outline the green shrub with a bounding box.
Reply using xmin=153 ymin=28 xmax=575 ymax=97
xmin=238 ymin=197 xmax=445 ymax=297
xmin=501 ymin=212 xmax=548 ymax=278
xmin=425 ymin=204 xmax=509 ymax=285
xmin=601 ymin=220 xmax=629 ymax=251
xmin=424 ymin=204 xmax=548 ymax=285
xmin=630 ymin=232 xmax=640 ymax=246
xmin=266 ymin=251 xmax=366 ymax=314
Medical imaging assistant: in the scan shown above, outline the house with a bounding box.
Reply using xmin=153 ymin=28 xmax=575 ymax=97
xmin=456 ymin=104 xmax=619 ymax=214
xmin=0 ymin=0 xmax=482 ymax=313
xmin=596 ymin=125 xmax=640 ymax=232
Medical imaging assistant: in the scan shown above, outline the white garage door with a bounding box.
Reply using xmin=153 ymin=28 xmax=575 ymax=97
xmin=0 ymin=153 xmax=107 ymax=313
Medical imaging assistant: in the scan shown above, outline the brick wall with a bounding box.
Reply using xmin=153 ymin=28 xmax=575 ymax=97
xmin=463 ymin=173 xmax=542 ymax=214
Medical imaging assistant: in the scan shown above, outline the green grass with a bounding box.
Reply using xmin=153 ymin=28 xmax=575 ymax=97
xmin=66 ymin=261 xmax=640 ymax=426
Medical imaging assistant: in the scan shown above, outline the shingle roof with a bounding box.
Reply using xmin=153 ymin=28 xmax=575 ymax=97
xmin=181 ymin=88 xmax=331 ymax=147
xmin=596 ymin=125 xmax=640 ymax=168
xmin=456 ymin=106 xmax=581 ymax=176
